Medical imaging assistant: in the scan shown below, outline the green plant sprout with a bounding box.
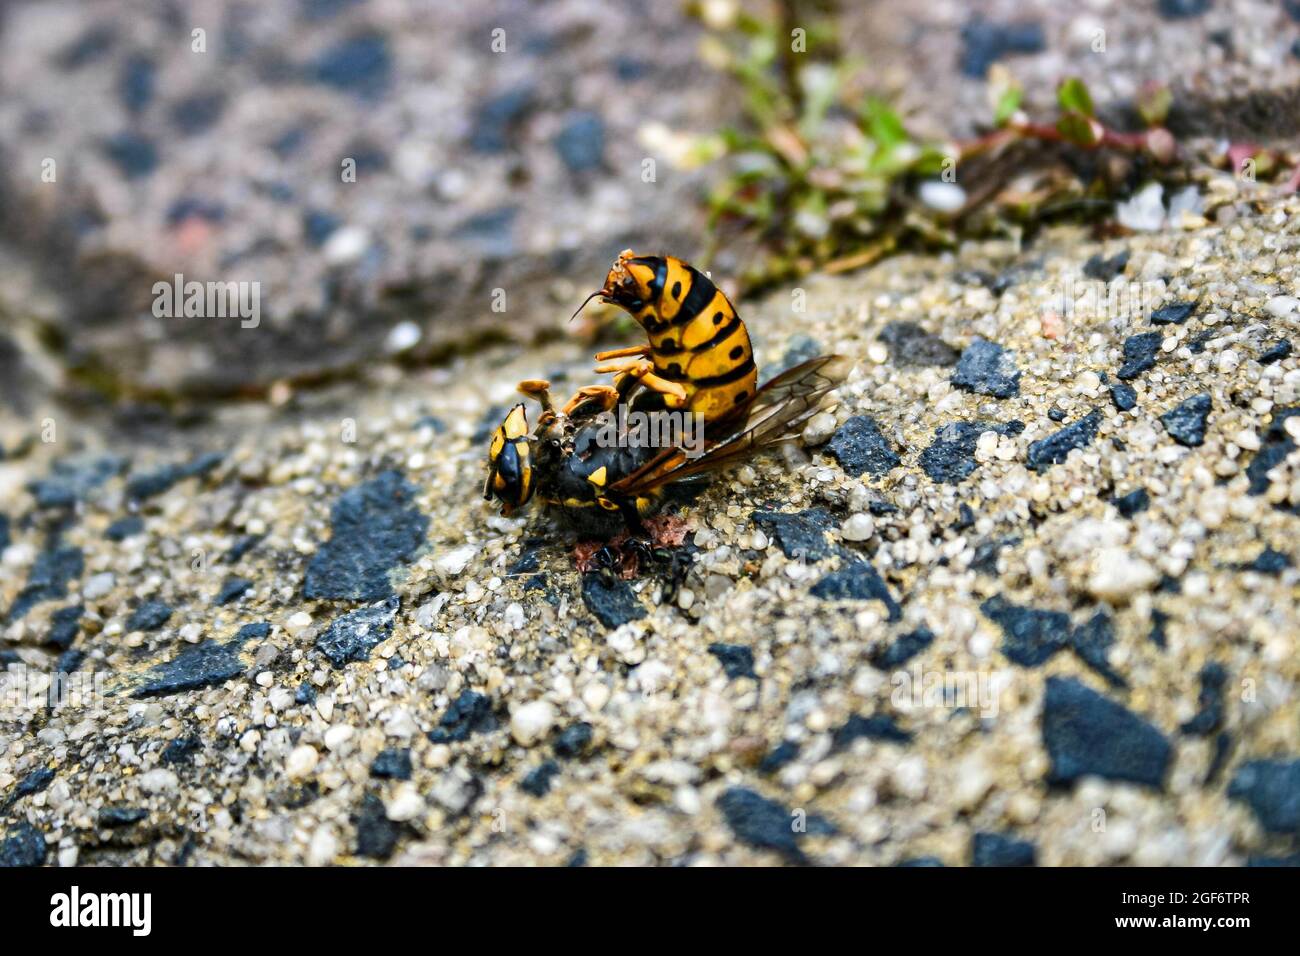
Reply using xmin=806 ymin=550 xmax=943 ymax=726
xmin=687 ymin=1 xmax=1294 ymax=293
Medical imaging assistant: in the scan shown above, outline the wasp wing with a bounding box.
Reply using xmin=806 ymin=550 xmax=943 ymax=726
xmin=608 ymin=354 xmax=851 ymax=495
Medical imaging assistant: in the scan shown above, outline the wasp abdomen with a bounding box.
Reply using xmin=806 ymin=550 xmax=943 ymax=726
xmin=617 ymin=255 xmax=758 ymax=423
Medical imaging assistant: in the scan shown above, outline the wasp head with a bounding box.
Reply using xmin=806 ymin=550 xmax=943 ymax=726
xmin=572 ymin=249 xmax=663 ymax=321
xmin=482 ymin=404 xmax=535 ymax=515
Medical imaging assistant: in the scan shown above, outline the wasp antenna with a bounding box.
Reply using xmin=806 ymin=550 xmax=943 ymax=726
xmin=569 ymin=290 xmax=604 ymax=322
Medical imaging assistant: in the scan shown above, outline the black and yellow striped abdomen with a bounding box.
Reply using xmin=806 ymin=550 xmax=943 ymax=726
xmin=617 ymin=254 xmax=758 ymax=424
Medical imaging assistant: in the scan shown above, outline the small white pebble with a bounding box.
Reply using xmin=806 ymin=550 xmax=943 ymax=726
xmin=307 ymin=826 xmax=338 ymax=865
xmin=841 ymin=513 xmax=875 ymax=542
xmin=1087 ymin=548 xmax=1158 ymax=603
xmin=510 ymin=699 xmax=557 ymax=746
xmin=82 ymin=572 xmax=115 ymax=600
xmin=436 ymin=544 xmax=478 ymax=577
xmin=386 ymin=784 xmax=425 ymax=822
xmin=503 ymin=602 xmax=526 ymax=629
xmin=322 ymin=225 xmax=370 ymax=265
xmin=802 ymin=412 xmax=837 ymax=446
xmin=139 ymin=768 xmax=178 ymax=794
xmin=1264 ymin=295 xmax=1299 ymax=318
xmin=286 ymin=749 xmax=318 ymax=785
xmin=918 ymin=180 xmax=966 ymax=213
xmin=1076 ymin=371 xmax=1101 ymax=393
xmin=384 ymin=321 xmax=422 ymax=353
xmin=582 ymin=683 xmax=610 ymax=712
xmin=323 ymin=724 xmax=354 ymax=751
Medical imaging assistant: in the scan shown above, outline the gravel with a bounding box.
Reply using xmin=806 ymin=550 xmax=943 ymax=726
xmin=315 ymin=598 xmax=401 ymax=667
xmin=811 ymin=561 xmax=901 ymax=621
xmin=824 ymin=416 xmax=901 ymax=477
xmin=1026 ymin=409 xmax=1102 ymax=471
xmin=1117 ymin=332 xmax=1165 ymax=379
xmin=7 ymin=545 xmax=83 ymax=621
xmin=132 ymin=624 xmax=264 ymax=697
xmin=303 ymin=471 xmax=429 ymax=601
xmin=1228 ymin=760 xmax=1300 ymax=835
xmin=707 ymin=643 xmax=757 ymax=680
xmin=3 ymin=200 xmax=1300 ymax=867
xmin=579 ymin=574 xmax=646 ymax=629
xmin=951 ymin=338 xmax=1022 ymax=399
xmin=0 ymin=823 xmax=48 ymax=868
xmin=126 ymin=601 xmax=172 ymax=633
xmin=1042 ymin=677 xmax=1172 ymax=790
xmin=1160 ymin=393 xmax=1213 ymax=446
xmin=971 ymin=831 xmax=1037 ymax=867
xmin=981 ymin=597 xmax=1071 ymax=667
xmin=1150 ymin=301 xmax=1198 ymax=325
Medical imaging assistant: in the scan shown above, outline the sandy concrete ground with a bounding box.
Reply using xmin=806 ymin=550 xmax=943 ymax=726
xmin=3 ymin=192 xmax=1300 ymax=865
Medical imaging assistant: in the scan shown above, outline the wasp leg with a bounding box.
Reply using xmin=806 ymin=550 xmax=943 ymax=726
xmin=593 ymin=344 xmax=651 ymax=361
xmin=560 ymin=384 xmax=621 ymax=416
xmin=517 ymin=379 xmax=554 ymax=412
xmin=593 ymin=358 xmax=687 ymax=407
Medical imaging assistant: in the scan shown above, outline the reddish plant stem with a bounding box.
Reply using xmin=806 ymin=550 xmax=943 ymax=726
xmin=956 ymin=120 xmax=1160 ymax=161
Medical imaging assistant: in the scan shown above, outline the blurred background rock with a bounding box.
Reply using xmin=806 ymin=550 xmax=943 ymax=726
xmin=0 ymin=0 xmax=1298 ymax=417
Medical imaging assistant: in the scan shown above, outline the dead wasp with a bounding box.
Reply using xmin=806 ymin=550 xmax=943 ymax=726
xmin=483 ymin=354 xmax=846 ymax=536
xmin=483 ymin=251 xmax=850 ymax=544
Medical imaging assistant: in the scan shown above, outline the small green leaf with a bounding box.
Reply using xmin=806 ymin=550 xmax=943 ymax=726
xmin=1057 ymin=77 xmax=1094 ymax=117
xmin=864 ymin=98 xmax=908 ymax=151
xmin=994 ymin=87 xmax=1023 ymax=126
xmin=1056 ymin=112 xmax=1102 ymax=147
xmin=912 ymin=145 xmax=953 ymax=177
xmin=1136 ymin=84 xmax=1172 ymax=128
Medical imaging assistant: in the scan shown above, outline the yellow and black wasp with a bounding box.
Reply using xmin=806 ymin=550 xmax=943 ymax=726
xmin=483 ymin=250 xmax=848 ymax=562
xmin=574 ymin=249 xmax=760 ymax=426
